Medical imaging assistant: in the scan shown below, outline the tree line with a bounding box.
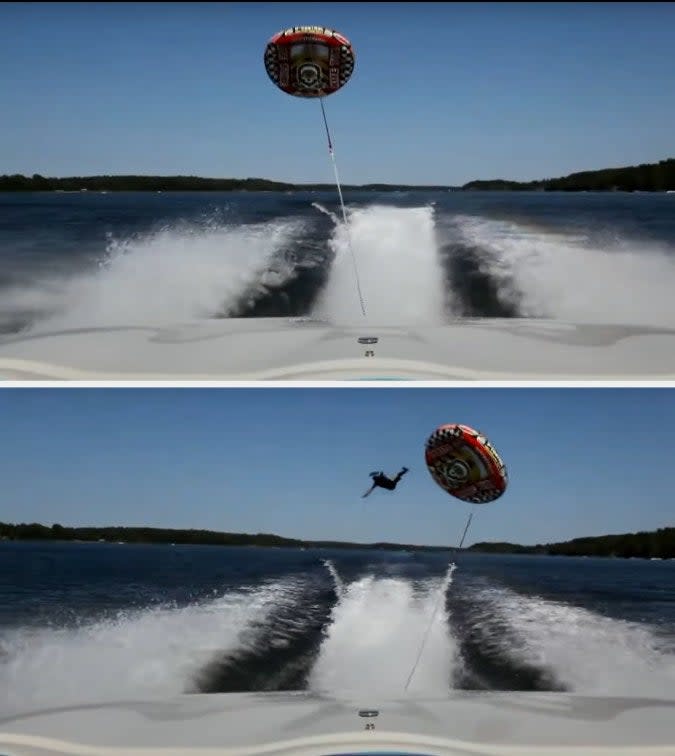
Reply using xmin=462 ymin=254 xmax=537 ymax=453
xmin=0 ymin=522 xmax=448 ymax=552
xmin=0 ymin=174 xmax=452 ymax=193
xmin=468 ymin=527 xmax=675 ymax=559
xmin=462 ymin=158 xmax=675 ymax=192
xmin=1 ymin=521 xmax=672 ymax=558
xmin=2 ymin=158 xmax=674 ymax=193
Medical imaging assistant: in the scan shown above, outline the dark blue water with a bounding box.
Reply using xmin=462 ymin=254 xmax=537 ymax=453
xmin=1 ymin=541 xmax=673 ymax=713
xmin=1 ymin=190 xmax=675 ymax=333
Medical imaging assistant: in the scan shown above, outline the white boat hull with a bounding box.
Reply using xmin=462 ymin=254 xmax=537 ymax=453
xmin=1 ymin=691 xmax=674 ymax=755
xmin=1 ymin=318 xmax=675 ymax=380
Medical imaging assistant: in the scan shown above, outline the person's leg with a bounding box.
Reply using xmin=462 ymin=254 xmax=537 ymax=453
xmin=393 ymin=468 xmax=408 ymax=484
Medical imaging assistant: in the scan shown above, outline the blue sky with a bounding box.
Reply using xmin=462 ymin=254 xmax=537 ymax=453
xmin=1 ymin=2 xmax=674 ymax=184
xmin=0 ymin=388 xmax=673 ymax=547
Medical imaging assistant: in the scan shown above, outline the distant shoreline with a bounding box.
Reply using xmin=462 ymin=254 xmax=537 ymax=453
xmin=1 ymin=522 xmax=672 ymax=559
xmin=0 ymin=176 xmax=456 ymax=193
xmin=1 ymin=157 xmax=674 ymax=193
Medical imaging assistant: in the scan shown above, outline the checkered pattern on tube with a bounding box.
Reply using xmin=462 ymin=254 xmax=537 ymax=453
xmin=425 ymin=424 xmax=506 ymax=503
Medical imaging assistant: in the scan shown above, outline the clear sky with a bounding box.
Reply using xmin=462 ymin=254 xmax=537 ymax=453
xmin=1 ymin=388 xmax=673 ymax=547
xmin=2 ymin=2 xmax=674 ymax=185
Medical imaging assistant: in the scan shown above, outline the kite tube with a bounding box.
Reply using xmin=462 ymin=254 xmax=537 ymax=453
xmin=264 ymin=25 xmax=355 ymax=98
xmin=424 ymin=424 xmax=508 ymax=504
